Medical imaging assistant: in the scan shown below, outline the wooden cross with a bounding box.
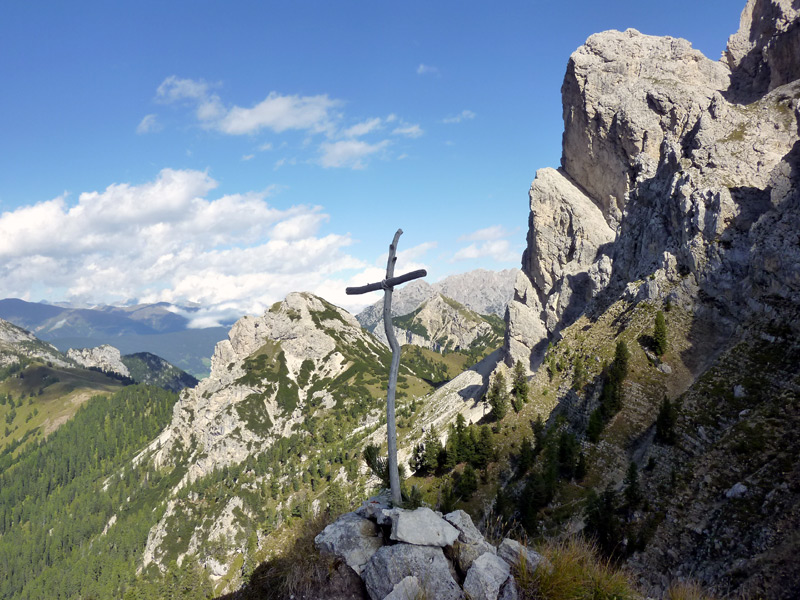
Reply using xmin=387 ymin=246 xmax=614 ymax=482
xmin=346 ymin=229 xmax=426 ymax=504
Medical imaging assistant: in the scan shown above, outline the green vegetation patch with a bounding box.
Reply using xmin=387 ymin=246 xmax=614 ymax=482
xmin=236 ymin=393 xmax=274 ymax=433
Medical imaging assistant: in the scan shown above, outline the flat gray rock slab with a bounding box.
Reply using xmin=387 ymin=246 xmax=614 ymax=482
xmin=463 ymin=552 xmax=511 ymax=600
xmin=384 ymin=506 xmax=460 ymax=547
xmin=383 ymin=576 xmax=422 ymax=600
xmin=314 ymin=512 xmax=384 ymax=575
xmin=362 ymin=544 xmax=463 ymax=600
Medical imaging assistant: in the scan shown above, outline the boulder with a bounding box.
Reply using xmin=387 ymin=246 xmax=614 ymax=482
xmin=362 ymin=544 xmax=463 ymax=600
xmin=383 ymin=576 xmax=423 ymax=600
xmin=498 ymin=577 xmax=521 ymax=600
xmin=444 ymin=510 xmax=497 ymax=571
xmin=726 ymin=482 xmax=748 ymax=499
xmin=355 ymin=491 xmax=393 ymax=522
xmin=463 ymin=552 xmax=512 ymax=600
xmin=314 ymin=512 xmax=383 ymax=575
xmin=497 ymin=538 xmax=550 ymax=575
xmin=383 ymin=506 xmax=460 ymax=547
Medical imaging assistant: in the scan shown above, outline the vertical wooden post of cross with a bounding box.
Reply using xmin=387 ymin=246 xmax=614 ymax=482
xmin=346 ymin=229 xmax=427 ymax=505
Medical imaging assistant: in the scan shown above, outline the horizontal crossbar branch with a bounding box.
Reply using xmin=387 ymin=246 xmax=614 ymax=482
xmin=345 ymin=269 xmax=427 ymax=295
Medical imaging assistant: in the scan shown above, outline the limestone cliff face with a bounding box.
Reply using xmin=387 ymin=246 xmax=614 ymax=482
xmin=148 ymin=293 xmax=378 ymax=483
xmin=506 ymin=0 xmax=800 ymax=370
xmin=725 ymin=0 xmax=800 ymax=100
xmin=66 ymin=344 xmax=131 ymax=377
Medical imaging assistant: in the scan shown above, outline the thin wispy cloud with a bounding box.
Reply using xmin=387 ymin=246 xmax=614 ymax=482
xmin=459 ymin=225 xmax=509 ymax=242
xmin=342 ymin=117 xmax=384 ymax=138
xmin=318 ymin=139 xmax=390 ymax=169
xmin=136 ymin=114 xmax=161 ymax=134
xmin=392 ymin=124 xmax=423 ymax=138
xmin=443 ymin=109 xmax=476 ymax=124
xmin=152 ymin=76 xmax=419 ymax=170
xmin=453 ymin=225 xmax=518 ymax=263
xmin=416 ymin=64 xmax=439 ymax=76
xmin=452 ymin=240 xmax=518 ymax=263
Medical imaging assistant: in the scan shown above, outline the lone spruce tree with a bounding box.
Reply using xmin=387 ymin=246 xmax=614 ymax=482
xmin=511 ymin=360 xmax=529 ymax=405
xmin=487 ymin=371 xmax=509 ymax=421
xmin=654 ymin=310 xmax=668 ymax=356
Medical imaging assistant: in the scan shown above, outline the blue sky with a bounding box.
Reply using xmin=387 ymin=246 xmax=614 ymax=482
xmin=0 ymin=1 xmax=742 ymax=323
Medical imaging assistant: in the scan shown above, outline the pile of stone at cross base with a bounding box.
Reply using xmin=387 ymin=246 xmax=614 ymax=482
xmin=315 ymin=491 xmax=551 ymax=600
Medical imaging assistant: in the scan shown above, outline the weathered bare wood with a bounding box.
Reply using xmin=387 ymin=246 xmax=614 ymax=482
xmin=344 ymin=229 xmax=426 ymax=505
xmin=382 ymin=230 xmax=403 ymax=504
xmin=345 ymin=269 xmax=427 ymax=295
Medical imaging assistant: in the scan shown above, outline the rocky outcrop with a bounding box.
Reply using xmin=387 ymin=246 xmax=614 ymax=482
xmin=434 ymin=269 xmax=519 ymax=317
xmin=502 ymin=0 xmax=800 ymax=596
xmin=376 ymin=294 xmax=504 ymax=354
xmin=357 ymin=269 xmax=517 ymax=337
xmin=0 ymin=318 xmax=70 ymax=368
xmin=119 ymin=351 xmax=198 ymax=392
xmin=317 ymin=499 xmax=548 ymax=600
xmin=725 ymin=0 xmax=800 ymax=100
xmin=67 ymin=344 xmax=131 ymax=377
xmin=506 ymin=0 xmax=800 ymax=372
xmin=506 ymin=169 xmax=614 ymax=368
xmin=135 ymin=291 xmax=501 ymax=590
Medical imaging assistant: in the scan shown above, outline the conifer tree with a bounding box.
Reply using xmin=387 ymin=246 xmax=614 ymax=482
xmin=475 ymin=425 xmax=494 ymax=468
xmin=623 ymin=461 xmax=641 ymax=512
xmin=487 ymin=371 xmax=509 ymax=421
xmin=575 ymin=451 xmax=587 ymax=480
xmin=511 ymin=360 xmax=529 ymax=405
xmin=654 ymin=310 xmax=668 ymax=356
xmin=422 ymin=426 xmax=443 ymax=474
xmin=573 ymin=355 xmax=587 ymax=391
xmin=457 ymin=464 xmax=478 ymax=499
xmin=655 ymin=396 xmax=678 ymax=444
xmin=587 ymin=408 xmax=603 ymax=442
xmin=517 ymin=436 xmax=535 ymax=477
xmin=585 ymin=485 xmax=623 ymax=558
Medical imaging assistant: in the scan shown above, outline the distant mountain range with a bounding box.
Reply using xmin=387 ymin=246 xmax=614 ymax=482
xmin=1 ymin=269 xmax=518 ymax=380
xmin=0 ymin=299 xmax=228 ymax=378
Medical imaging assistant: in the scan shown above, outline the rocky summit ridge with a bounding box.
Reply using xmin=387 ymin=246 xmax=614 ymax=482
xmin=135 ymin=291 xmax=492 ymax=585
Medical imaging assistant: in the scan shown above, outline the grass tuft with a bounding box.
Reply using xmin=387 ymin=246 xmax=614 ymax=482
xmin=523 ymin=537 xmax=635 ymax=600
xmin=665 ymin=581 xmax=717 ymax=600
xmin=240 ymin=511 xmax=336 ymax=600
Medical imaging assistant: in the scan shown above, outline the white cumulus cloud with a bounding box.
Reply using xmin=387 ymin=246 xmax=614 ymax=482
xmin=0 ymin=169 xmax=371 ymax=325
xmin=216 ymin=92 xmax=340 ymax=135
